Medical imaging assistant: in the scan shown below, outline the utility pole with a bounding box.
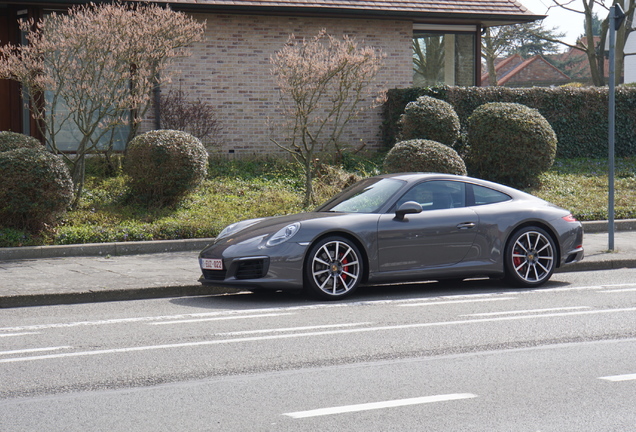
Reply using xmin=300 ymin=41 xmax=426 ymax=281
xmin=608 ymin=3 xmax=626 ymax=251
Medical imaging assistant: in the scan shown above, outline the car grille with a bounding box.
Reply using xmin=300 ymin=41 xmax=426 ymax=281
xmin=201 ymin=269 xmax=227 ymax=281
xmin=235 ymin=259 xmax=266 ymax=280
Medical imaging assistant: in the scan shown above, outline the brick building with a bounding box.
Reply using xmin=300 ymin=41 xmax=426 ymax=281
xmin=481 ymin=53 xmax=571 ymax=87
xmin=1 ymin=0 xmax=542 ymax=155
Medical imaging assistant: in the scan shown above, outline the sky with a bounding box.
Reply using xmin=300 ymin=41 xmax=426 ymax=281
xmin=517 ymin=0 xmax=590 ymax=47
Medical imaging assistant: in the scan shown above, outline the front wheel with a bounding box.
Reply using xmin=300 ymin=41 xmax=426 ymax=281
xmin=304 ymin=236 xmax=363 ymax=300
xmin=505 ymin=227 xmax=556 ymax=287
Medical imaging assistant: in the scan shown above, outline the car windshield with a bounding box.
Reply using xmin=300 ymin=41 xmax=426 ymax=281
xmin=316 ymin=178 xmax=405 ymax=213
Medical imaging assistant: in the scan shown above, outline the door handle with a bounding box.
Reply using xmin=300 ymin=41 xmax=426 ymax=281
xmin=457 ymin=222 xmax=476 ymax=229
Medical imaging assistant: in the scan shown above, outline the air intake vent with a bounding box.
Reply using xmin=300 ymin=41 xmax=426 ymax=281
xmin=235 ymin=259 xmax=266 ymax=280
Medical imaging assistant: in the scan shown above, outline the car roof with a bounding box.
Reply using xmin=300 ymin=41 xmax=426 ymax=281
xmin=376 ymin=172 xmax=532 ymax=199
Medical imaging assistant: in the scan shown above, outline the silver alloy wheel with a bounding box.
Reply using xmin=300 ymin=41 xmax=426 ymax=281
xmin=309 ymin=239 xmax=361 ymax=297
xmin=509 ymin=229 xmax=555 ymax=284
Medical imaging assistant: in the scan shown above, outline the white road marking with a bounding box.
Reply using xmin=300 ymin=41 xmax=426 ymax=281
xmin=3 ymin=307 xmax=636 ymax=364
xmin=0 ymin=294 xmax=511 ymax=332
xmin=462 ymin=306 xmax=590 ymax=317
xmin=537 ymin=283 xmax=636 ymax=293
xmin=0 ymin=332 xmax=40 ymax=338
xmin=599 ymin=373 xmax=636 ymax=382
xmin=400 ymin=297 xmax=516 ymax=307
xmin=0 ymin=310 xmax=298 ymax=332
xmin=601 ymin=288 xmax=636 ymax=293
xmin=283 ymin=393 xmax=477 ymax=418
xmin=148 ymin=313 xmax=293 ymax=325
xmin=0 ymin=346 xmax=71 ymax=356
xmin=218 ymin=322 xmax=371 ymax=336
xmin=0 ymin=282 xmax=634 ymax=333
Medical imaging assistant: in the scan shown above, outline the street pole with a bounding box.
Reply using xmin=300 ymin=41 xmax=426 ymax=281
xmin=608 ymin=4 xmax=625 ymax=251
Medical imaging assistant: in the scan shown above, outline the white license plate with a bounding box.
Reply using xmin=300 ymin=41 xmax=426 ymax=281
xmin=201 ymin=258 xmax=223 ymax=270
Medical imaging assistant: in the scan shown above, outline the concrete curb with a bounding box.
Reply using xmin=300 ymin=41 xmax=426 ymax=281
xmin=0 ymin=238 xmax=215 ymax=261
xmin=581 ymin=219 xmax=636 ymax=233
xmin=0 ymin=285 xmax=240 ymax=309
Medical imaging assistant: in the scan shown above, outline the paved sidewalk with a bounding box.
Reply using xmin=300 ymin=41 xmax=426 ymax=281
xmin=1 ymin=222 xmax=636 ymax=308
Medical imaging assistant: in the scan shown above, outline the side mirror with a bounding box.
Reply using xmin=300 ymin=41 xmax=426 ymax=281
xmin=395 ymin=201 xmax=422 ymax=221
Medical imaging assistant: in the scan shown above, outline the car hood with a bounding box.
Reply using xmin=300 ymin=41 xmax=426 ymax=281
xmin=211 ymin=211 xmax=377 ymax=246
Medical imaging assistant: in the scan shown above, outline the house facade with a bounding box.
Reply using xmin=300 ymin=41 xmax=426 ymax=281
xmin=1 ymin=0 xmax=541 ymax=155
xmin=480 ymin=53 xmax=571 ymax=87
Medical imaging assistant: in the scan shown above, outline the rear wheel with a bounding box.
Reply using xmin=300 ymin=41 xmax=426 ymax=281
xmin=305 ymin=236 xmax=363 ymax=300
xmin=505 ymin=227 xmax=556 ymax=287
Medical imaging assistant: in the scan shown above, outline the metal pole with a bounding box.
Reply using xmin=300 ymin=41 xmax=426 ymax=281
xmin=608 ymin=5 xmax=617 ymax=251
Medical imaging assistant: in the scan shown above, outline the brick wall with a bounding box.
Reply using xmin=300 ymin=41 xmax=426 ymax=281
xmin=150 ymin=13 xmax=413 ymax=157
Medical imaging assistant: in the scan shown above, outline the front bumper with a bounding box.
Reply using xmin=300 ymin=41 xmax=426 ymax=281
xmin=198 ymin=241 xmax=308 ymax=291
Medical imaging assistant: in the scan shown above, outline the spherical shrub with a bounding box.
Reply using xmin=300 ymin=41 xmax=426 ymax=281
xmin=0 ymin=148 xmax=74 ymax=230
xmin=124 ymin=130 xmax=208 ymax=206
xmin=466 ymin=102 xmax=557 ymax=187
xmin=383 ymin=139 xmax=467 ymax=175
xmin=400 ymin=96 xmax=461 ymax=147
xmin=0 ymin=131 xmax=42 ymax=153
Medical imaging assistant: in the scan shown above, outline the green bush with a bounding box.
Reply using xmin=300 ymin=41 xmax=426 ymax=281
xmin=466 ymin=102 xmax=557 ymax=187
xmin=0 ymin=148 xmax=74 ymax=230
xmin=382 ymin=86 xmax=636 ymax=158
xmin=0 ymin=131 xmax=42 ymax=153
xmin=400 ymin=96 xmax=461 ymax=148
xmin=383 ymin=139 xmax=467 ymax=175
xmin=124 ymin=130 xmax=208 ymax=206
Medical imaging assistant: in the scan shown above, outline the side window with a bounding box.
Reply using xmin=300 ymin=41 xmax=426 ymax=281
xmin=396 ymin=181 xmax=465 ymax=211
xmin=470 ymin=184 xmax=511 ymax=206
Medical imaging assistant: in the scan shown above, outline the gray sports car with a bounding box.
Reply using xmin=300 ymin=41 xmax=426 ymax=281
xmin=199 ymin=173 xmax=584 ymax=299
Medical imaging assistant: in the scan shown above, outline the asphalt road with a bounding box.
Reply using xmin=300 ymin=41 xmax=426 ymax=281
xmin=1 ymin=269 xmax=636 ymax=431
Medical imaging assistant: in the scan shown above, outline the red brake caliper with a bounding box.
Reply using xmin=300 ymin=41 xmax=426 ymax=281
xmin=513 ymin=245 xmax=523 ymax=268
xmin=341 ymin=255 xmax=349 ymax=282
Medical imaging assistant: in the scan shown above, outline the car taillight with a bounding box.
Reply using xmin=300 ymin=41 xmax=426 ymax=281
xmin=562 ymin=214 xmax=578 ymax=222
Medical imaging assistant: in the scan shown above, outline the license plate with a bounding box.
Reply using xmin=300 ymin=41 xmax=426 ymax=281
xmin=201 ymin=258 xmax=223 ymax=270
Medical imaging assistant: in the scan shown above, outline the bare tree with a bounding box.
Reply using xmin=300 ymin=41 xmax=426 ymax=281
xmin=538 ymin=0 xmax=635 ymax=85
xmin=160 ymin=88 xmax=223 ymax=151
xmin=0 ymin=2 xmax=205 ymax=206
xmin=270 ymin=30 xmax=385 ymax=205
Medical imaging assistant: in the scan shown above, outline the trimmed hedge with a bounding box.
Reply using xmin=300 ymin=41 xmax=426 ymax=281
xmin=0 ymin=148 xmax=74 ymax=230
xmin=382 ymin=86 xmax=636 ymax=158
xmin=124 ymin=130 xmax=208 ymax=206
xmin=383 ymin=139 xmax=467 ymax=175
xmin=466 ymin=103 xmax=557 ymax=187
xmin=399 ymin=96 xmax=461 ymax=148
xmin=0 ymin=131 xmax=42 ymax=152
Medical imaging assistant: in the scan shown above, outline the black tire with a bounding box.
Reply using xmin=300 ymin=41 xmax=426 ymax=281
xmin=505 ymin=227 xmax=556 ymax=287
xmin=304 ymin=236 xmax=363 ymax=300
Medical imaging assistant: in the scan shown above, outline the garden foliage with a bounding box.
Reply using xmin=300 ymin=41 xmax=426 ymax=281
xmin=383 ymin=86 xmax=636 ymax=158
xmin=0 ymin=147 xmax=73 ymax=230
xmin=124 ymin=130 xmax=208 ymax=206
xmin=0 ymin=131 xmax=42 ymax=152
xmin=270 ymin=29 xmax=385 ymax=205
xmin=466 ymin=103 xmax=556 ymax=187
xmin=383 ymin=139 xmax=467 ymax=176
xmin=0 ymin=2 xmax=205 ymax=206
xmin=399 ymin=96 xmax=461 ymax=149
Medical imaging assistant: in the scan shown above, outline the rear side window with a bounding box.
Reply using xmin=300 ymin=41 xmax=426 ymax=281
xmin=470 ymin=184 xmax=511 ymax=206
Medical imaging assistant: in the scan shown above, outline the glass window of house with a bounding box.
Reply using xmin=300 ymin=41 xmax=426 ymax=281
xmin=413 ymin=28 xmax=476 ymax=87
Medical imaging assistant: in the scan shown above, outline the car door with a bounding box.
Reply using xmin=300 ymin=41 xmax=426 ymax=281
xmin=376 ymin=180 xmax=479 ymax=272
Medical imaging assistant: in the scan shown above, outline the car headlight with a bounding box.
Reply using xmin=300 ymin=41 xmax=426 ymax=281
xmin=266 ymin=222 xmax=300 ymax=247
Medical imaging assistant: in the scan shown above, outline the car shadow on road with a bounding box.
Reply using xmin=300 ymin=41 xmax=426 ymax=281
xmin=169 ymin=277 xmax=573 ymax=310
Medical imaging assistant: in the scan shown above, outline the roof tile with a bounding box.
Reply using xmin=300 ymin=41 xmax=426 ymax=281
xmin=164 ymin=0 xmax=537 ymax=17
